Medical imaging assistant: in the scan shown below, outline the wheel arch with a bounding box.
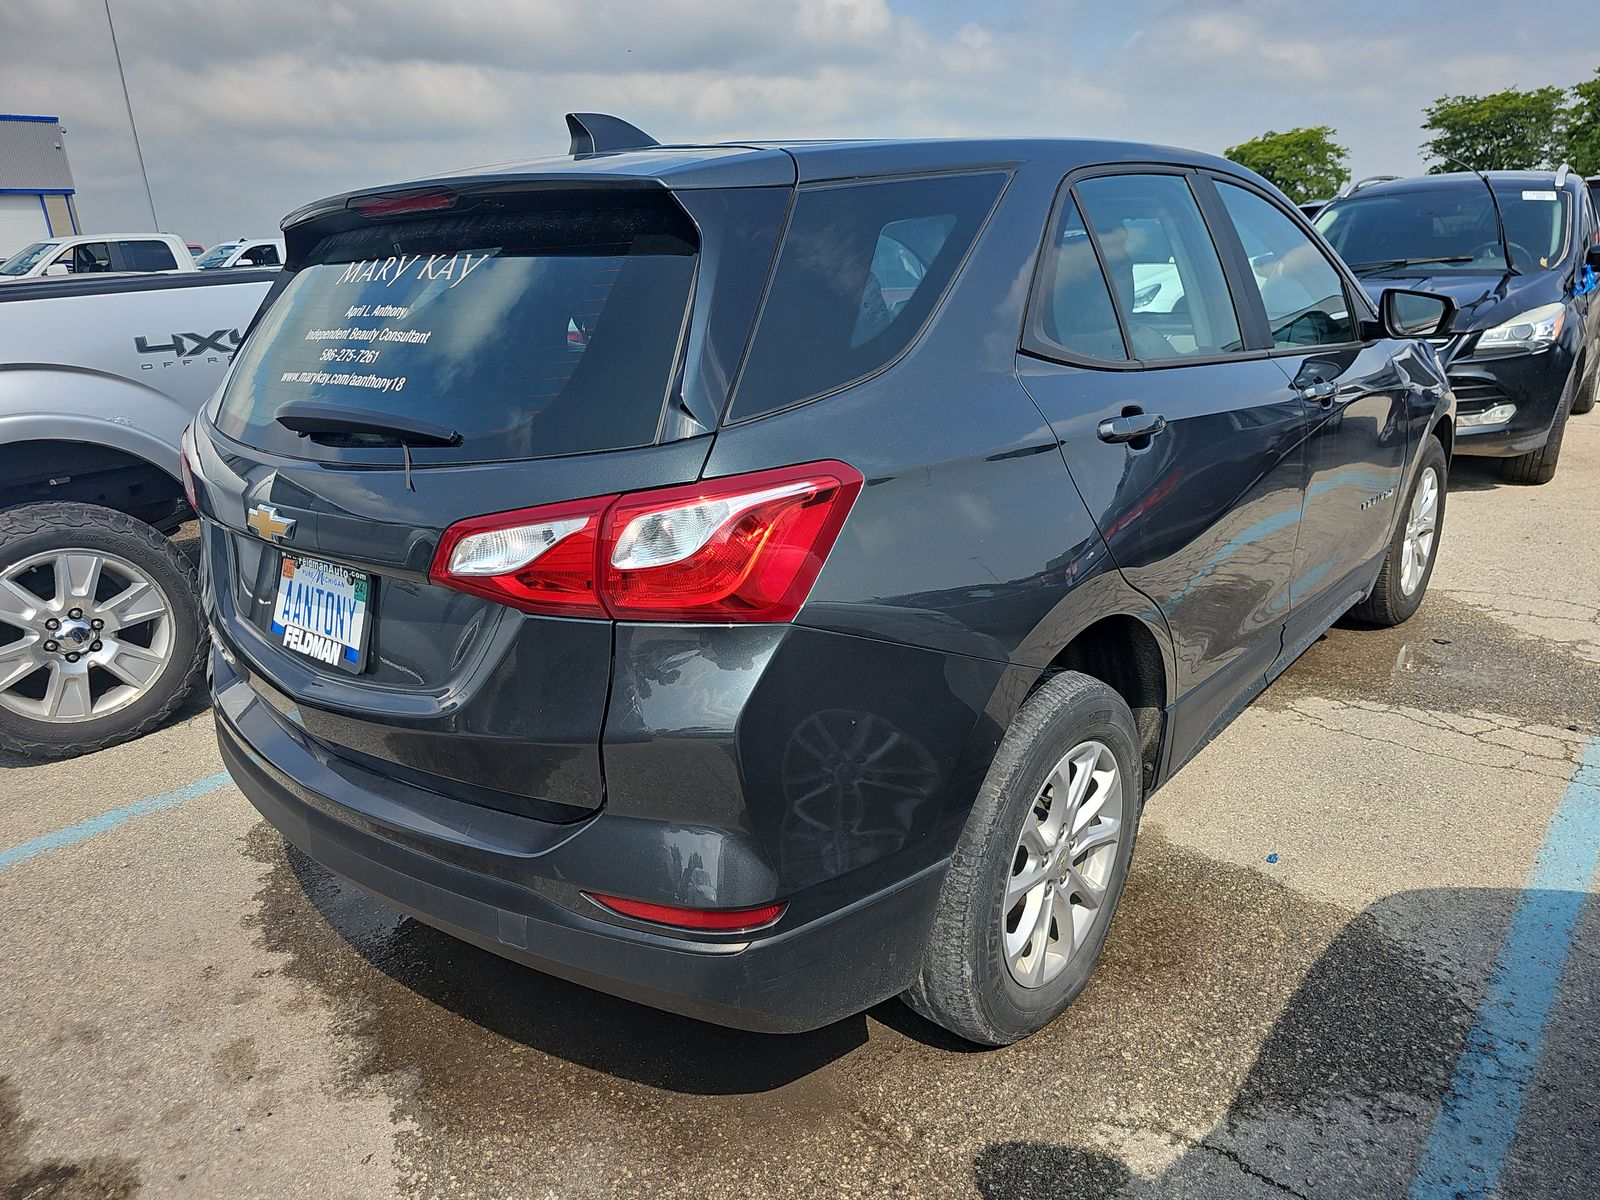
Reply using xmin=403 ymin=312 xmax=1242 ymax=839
xmin=1025 ymin=613 xmax=1171 ymax=792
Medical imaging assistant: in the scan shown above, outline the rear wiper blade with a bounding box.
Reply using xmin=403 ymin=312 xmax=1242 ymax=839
xmin=1349 ymin=256 xmax=1475 ymax=274
xmin=274 ymin=401 xmax=461 ymax=447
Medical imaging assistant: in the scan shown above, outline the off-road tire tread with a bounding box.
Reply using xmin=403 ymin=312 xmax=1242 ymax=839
xmin=903 ymin=672 xmax=1140 ymax=1045
xmin=0 ymin=502 xmax=204 ymax=760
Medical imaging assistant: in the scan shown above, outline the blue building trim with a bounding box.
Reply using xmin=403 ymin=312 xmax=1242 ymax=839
xmin=0 ymin=187 xmax=76 ymax=196
xmin=0 ymin=113 xmax=61 ymax=123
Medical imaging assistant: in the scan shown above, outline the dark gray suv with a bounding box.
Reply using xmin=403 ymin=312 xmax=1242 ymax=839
xmin=190 ymin=115 xmax=1454 ymax=1044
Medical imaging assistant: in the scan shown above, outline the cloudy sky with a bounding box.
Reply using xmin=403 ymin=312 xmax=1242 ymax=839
xmin=2 ymin=0 xmax=1596 ymax=246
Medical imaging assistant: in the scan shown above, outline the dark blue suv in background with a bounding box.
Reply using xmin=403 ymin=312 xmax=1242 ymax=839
xmin=188 ymin=114 xmax=1454 ymax=1044
xmin=1316 ymin=168 xmax=1600 ymax=483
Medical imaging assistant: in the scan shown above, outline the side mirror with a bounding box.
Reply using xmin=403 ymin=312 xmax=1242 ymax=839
xmin=42 ymin=262 xmax=70 ymax=277
xmin=1381 ymin=288 xmax=1454 ymax=339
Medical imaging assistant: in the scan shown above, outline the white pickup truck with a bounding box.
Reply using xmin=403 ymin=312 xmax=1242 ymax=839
xmin=0 ymin=233 xmax=196 ymax=280
xmin=0 ymin=267 xmax=277 ymax=758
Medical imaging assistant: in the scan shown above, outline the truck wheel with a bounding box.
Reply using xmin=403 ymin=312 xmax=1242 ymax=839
xmin=0 ymin=503 xmax=205 ymax=760
xmin=1502 ymin=367 xmax=1576 ymax=484
xmin=1350 ymin=435 xmax=1447 ymax=628
xmin=904 ymin=672 xmax=1142 ymax=1046
xmin=1572 ymin=356 xmax=1597 ymax=416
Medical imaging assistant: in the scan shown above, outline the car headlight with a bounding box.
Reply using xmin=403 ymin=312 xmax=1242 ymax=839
xmin=1474 ymin=303 xmax=1565 ymax=354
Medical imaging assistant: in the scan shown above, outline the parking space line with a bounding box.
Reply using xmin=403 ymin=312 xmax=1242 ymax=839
xmin=1410 ymin=733 xmax=1600 ymax=1199
xmin=0 ymin=771 xmax=231 ymax=874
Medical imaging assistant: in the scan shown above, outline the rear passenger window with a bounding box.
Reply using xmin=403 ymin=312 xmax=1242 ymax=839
xmin=1027 ymin=194 xmax=1128 ymax=362
xmin=1215 ymin=183 xmax=1356 ymax=348
xmin=118 ymin=240 xmax=178 ymax=271
xmin=729 ymin=172 xmax=1006 ymax=420
xmin=1075 ymin=173 xmax=1243 ymax=360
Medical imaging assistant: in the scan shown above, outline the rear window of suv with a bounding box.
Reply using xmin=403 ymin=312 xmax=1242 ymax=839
xmin=213 ymin=198 xmax=698 ymax=464
xmin=727 ymin=171 xmax=1007 ymax=421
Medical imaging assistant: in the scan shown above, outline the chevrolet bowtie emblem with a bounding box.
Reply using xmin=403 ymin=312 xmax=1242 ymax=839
xmin=246 ymin=504 xmax=296 ymax=543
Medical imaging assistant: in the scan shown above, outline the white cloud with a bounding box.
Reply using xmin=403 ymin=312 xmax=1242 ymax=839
xmin=0 ymin=0 xmax=1590 ymax=245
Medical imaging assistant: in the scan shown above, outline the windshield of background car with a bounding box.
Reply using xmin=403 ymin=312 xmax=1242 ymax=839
xmin=212 ymin=197 xmax=699 ymax=464
xmin=194 ymin=243 xmax=239 ymax=268
xmin=1315 ymin=185 xmax=1571 ymax=274
xmin=0 ymin=243 xmax=56 ymax=275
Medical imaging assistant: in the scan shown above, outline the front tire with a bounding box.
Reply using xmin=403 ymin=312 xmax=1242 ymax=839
xmin=1350 ymin=435 xmax=1446 ymax=628
xmin=904 ymin=672 xmax=1142 ymax=1046
xmin=1502 ymin=367 xmax=1576 ymax=484
xmin=0 ymin=503 xmax=205 ymax=760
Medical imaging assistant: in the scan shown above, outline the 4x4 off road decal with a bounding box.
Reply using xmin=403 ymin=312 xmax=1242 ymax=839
xmin=134 ymin=329 xmax=243 ymax=368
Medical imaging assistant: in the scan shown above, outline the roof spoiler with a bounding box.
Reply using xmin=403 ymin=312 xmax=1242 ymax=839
xmin=566 ymin=112 xmax=659 ymax=157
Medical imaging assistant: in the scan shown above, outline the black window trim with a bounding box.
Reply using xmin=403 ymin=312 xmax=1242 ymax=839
xmin=1020 ymin=162 xmax=1266 ymax=374
xmin=719 ymin=165 xmax=1016 ymax=427
xmin=1194 ymin=170 xmax=1378 ymax=358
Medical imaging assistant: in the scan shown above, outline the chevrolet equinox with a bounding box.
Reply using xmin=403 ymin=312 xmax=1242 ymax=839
xmin=188 ymin=115 xmax=1456 ymax=1045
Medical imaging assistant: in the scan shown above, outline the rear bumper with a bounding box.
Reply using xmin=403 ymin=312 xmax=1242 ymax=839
xmin=214 ymin=653 xmax=949 ymax=1033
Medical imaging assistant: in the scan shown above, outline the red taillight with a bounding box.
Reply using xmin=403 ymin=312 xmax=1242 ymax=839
xmin=586 ymin=893 xmax=787 ymax=932
xmin=427 ymin=461 xmax=862 ymax=623
xmin=348 ymin=188 xmax=457 ymax=218
xmin=429 ymin=494 xmax=615 ymax=617
xmin=178 ymin=424 xmax=199 ymax=512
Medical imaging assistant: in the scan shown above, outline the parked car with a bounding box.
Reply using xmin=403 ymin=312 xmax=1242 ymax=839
xmin=1316 ymin=167 xmax=1600 ymax=483
xmin=194 ymin=237 xmax=286 ymax=270
xmin=190 ymin=115 xmax=1454 ymax=1045
xmin=0 ymin=233 xmax=196 ymax=280
xmin=0 ymin=268 xmax=276 ymax=759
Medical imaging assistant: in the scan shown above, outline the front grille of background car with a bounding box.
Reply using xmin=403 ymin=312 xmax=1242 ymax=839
xmin=1447 ymin=373 xmax=1512 ymax=412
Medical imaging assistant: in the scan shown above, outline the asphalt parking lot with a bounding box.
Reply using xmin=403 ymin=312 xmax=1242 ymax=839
xmin=2 ymin=420 xmax=1598 ymax=1200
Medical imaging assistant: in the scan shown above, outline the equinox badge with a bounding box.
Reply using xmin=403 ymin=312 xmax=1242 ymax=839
xmin=246 ymin=504 xmax=296 ymax=543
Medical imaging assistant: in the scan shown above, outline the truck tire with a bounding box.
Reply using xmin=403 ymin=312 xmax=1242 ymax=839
xmin=904 ymin=672 xmax=1142 ymax=1045
xmin=1350 ymin=435 xmax=1447 ymax=628
xmin=0 ymin=503 xmax=205 ymax=760
xmin=1502 ymin=367 xmax=1576 ymax=484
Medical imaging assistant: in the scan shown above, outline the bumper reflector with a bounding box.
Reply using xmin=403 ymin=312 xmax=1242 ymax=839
xmin=586 ymin=893 xmax=787 ymax=932
xmin=1458 ymin=403 xmax=1517 ymax=429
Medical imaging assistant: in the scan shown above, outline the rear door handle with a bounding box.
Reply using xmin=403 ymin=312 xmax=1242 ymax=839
xmin=1097 ymin=413 xmax=1168 ymax=444
xmin=1300 ymin=380 xmax=1336 ymax=406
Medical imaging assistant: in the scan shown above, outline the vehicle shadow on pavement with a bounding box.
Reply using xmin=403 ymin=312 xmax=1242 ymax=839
xmin=246 ymin=823 xmax=1598 ymax=1198
xmin=257 ymin=826 xmax=868 ymax=1096
xmin=968 ymin=883 xmax=1600 ymax=1200
xmin=1446 ymin=456 xmax=1513 ymax=493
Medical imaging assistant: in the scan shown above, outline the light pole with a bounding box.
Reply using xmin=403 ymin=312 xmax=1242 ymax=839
xmin=103 ymin=0 xmax=159 ymax=230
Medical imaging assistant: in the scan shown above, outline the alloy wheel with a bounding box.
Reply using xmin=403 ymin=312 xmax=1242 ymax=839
xmin=1002 ymin=739 xmax=1124 ymax=989
xmin=1400 ymin=466 xmax=1439 ymax=596
xmin=0 ymin=549 xmax=175 ymax=723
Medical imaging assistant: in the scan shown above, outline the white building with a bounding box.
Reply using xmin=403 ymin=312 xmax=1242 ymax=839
xmin=0 ymin=113 xmax=80 ymax=258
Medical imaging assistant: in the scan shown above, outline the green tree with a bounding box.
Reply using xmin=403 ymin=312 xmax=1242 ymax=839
xmin=1566 ymin=69 xmax=1600 ymax=175
xmin=1420 ymin=87 xmax=1567 ymax=172
xmin=1225 ymin=126 xmax=1350 ymax=204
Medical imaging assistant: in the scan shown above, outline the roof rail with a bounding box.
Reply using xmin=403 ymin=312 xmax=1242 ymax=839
xmin=1336 ymin=174 xmax=1400 ymax=200
xmin=1554 ymin=162 xmax=1571 ymax=188
xmin=565 ymin=113 xmax=660 ymax=157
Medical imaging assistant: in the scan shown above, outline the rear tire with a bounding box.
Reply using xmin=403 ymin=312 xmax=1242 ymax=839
xmin=903 ymin=672 xmax=1142 ymax=1046
xmin=1350 ymin=435 xmax=1446 ymax=628
xmin=0 ymin=503 xmax=205 ymax=760
xmin=1502 ymin=367 xmax=1576 ymax=484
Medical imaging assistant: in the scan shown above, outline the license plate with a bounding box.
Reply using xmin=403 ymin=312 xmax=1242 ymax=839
xmin=269 ymin=554 xmax=371 ymax=673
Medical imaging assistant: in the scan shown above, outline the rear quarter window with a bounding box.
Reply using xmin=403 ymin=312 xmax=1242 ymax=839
xmin=727 ymin=171 xmax=1007 ymax=421
xmin=119 ymin=240 xmax=178 ymax=271
xmin=212 ymin=199 xmax=697 ymax=464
